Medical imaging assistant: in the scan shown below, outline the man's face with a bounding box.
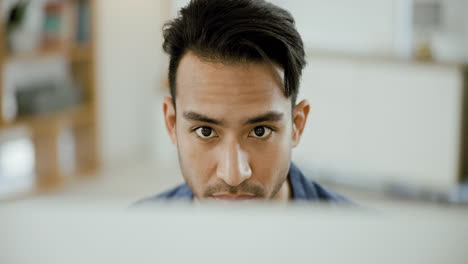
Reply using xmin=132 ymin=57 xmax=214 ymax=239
xmin=163 ymin=52 xmax=309 ymax=201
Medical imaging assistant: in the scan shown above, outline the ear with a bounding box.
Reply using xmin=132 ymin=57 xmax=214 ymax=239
xmin=163 ymin=96 xmax=177 ymax=144
xmin=292 ymin=99 xmax=310 ymax=148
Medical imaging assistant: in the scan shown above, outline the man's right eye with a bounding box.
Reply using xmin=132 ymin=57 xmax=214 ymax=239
xmin=194 ymin=126 xmax=217 ymax=139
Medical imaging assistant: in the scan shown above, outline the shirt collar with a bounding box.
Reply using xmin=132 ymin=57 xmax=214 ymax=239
xmin=288 ymin=162 xmax=311 ymax=200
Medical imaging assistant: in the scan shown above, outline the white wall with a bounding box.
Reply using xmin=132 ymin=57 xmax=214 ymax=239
xmin=96 ymin=0 xmax=170 ymax=166
xmin=271 ymin=0 xmax=397 ymax=56
xmin=294 ymin=55 xmax=464 ymax=191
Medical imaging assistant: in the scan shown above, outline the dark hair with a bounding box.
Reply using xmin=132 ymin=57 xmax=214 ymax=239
xmin=163 ymin=0 xmax=306 ymax=107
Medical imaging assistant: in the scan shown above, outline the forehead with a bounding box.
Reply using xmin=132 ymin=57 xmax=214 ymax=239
xmin=175 ymin=52 xmax=291 ymax=120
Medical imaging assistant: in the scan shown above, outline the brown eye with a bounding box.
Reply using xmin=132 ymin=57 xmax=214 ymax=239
xmin=195 ymin=126 xmax=216 ymax=139
xmin=249 ymin=126 xmax=272 ymax=139
xmin=255 ymin=126 xmax=265 ymax=137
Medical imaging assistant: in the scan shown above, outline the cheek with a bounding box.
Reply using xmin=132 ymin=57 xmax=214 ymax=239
xmin=176 ymin=130 xmax=216 ymax=184
xmin=248 ymin=130 xmax=292 ymax=184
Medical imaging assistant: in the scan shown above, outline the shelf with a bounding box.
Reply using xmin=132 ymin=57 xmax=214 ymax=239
xmin=0 ymin=0 xmax=98 ymax=200
xmin=71 ymin=44 xmax=93 ymax=62
xmin=305 ymin=48 xmax=466 ymax=69
xmin=3 ymin=44 xmax=92 ymax=64
xmin=0 ymin=104 xmax=94 ymax=134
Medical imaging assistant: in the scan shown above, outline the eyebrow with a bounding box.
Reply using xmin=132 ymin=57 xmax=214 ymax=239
xmin=182 ymin=111 xmax=284 ymax=126
xmin=244 ymin=111 xmax=284 ymax=124
xmin=183 ymin=111 xmax=224 ymax=125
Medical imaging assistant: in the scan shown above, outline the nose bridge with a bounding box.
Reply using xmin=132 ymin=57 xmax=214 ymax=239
xmin=216 ymin=136 xmax=252 ymax=186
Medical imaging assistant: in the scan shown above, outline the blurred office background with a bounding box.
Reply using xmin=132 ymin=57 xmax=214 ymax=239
xmin=0 ymin=0 xmax=467 ymax=206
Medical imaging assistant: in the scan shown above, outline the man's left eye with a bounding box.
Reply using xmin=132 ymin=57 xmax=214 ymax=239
xmin=249 ymin=126 xmax=272 ymax=138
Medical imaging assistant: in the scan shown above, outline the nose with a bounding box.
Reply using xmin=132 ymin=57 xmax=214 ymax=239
xmin=216 ymin=141 xmax=252 ymax=186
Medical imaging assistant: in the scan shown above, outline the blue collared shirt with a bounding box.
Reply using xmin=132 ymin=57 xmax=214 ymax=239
xmin=135 ymin=163 xmax=351 ymax=204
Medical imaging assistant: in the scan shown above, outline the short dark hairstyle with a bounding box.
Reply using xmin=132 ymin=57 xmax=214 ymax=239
xmin=163 ymin=0 xmax=306 ymax=107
